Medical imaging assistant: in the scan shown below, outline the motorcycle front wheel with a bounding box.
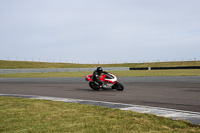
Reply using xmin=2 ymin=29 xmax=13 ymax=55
xmin=112 ymin=82 xmax=124 ymax=91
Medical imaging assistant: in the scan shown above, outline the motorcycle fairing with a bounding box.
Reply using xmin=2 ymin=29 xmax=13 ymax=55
xmin=85 ymin=73 xmax=117 ymax=84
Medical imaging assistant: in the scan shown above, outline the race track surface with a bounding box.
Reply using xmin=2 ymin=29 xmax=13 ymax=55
xmin=0 ymin=76 xmax=200 ymax=112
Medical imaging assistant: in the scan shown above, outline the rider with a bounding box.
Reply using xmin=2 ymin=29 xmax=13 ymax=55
xmin=93 ymin=67 xmax=108 ymax=87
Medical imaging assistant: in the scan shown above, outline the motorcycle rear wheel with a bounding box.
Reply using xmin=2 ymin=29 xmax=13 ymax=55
xmin=89 ymin=82 xmax=100 ymax=91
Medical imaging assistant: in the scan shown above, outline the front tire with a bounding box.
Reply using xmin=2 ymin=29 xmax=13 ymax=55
xmin=112 ymin=82 xmax=124 ymax=91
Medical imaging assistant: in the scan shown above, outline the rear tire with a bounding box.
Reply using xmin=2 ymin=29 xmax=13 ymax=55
xmin=112 ymin=82 xmax=124 ymax=91
xmin=89 ymin=82 xmax=100 ymax=91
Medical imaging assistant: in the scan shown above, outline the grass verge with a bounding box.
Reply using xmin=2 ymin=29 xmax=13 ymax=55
xmin=1 ymin=60 xmax=200 ymax=69
xmin=0 ymin=69 xmax=200 ymax=78
xmin=0 ymin=96 xmax=199 ymax=132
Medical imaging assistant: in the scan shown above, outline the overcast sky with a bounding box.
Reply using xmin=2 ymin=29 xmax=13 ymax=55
xmin=0 ymin=0 xmax=200 ymax=64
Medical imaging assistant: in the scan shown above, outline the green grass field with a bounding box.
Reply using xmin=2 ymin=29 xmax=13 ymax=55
xmin=1 ymin=60 xmax=200 ymax=69
xmin=0 ymin=69 xmax=200 ymax=78
xmin=0 ymin=96 xmax=199 ymax=133
xmin=1 ymin=60 xmax=200 ymax=78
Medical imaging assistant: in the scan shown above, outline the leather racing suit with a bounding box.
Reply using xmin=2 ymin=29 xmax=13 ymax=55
xmin=93 ymin=70 xmax=108 ymax=85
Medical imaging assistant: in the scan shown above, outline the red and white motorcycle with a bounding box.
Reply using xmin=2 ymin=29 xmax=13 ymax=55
xmin=85 ymin=73 xmax=124 ymax=91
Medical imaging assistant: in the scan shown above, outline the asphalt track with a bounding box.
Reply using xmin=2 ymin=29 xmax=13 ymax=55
xmin=0 ymin=76 xmax=200 ymax=112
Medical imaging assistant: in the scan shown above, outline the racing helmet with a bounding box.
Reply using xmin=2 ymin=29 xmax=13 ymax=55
xmin=97 ymin=67 xmax=103 ymax=74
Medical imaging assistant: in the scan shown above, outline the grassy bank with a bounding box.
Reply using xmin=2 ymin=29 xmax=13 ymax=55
xmin=1 ymin=60 xmax=200 ymax=69
xmin=0 ymin=69 xmax=200 ymax=78
xmin=0 ymin=96 xmax=199 ymax=132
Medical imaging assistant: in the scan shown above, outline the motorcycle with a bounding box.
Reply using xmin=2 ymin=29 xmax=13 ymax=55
xmin=85 ymin=72 xmax=124 ymax=91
